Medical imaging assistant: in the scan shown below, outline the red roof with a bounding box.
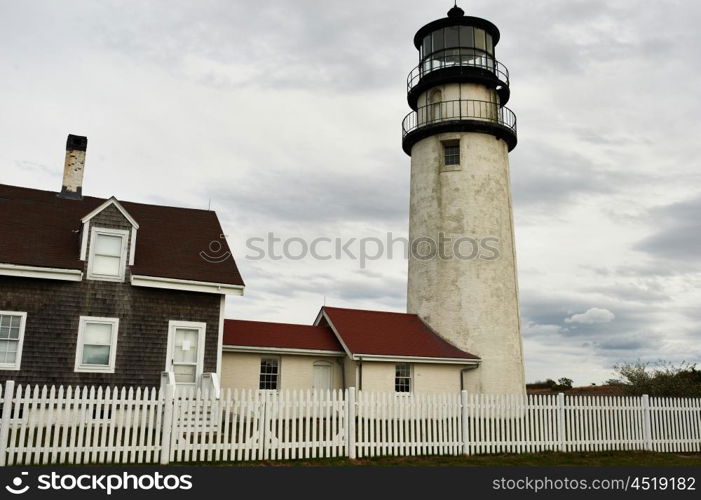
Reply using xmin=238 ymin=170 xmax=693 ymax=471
xmin=223 ymin=319 xmax=344 ymax=352
xmin=321 ymin=306 xmax=478 ymax=360
xmin=0 ymin=184 xmax=244 ymax=286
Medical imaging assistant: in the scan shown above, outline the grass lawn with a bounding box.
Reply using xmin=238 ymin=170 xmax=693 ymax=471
xmin=199 ymin=451 xmax=701 ymax=467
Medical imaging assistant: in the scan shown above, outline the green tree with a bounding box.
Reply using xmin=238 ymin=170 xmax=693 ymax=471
xmin=557 ymin=377 xmax=573 ymax=389
xmin=607 ymin=361 xmax=701 ymax=397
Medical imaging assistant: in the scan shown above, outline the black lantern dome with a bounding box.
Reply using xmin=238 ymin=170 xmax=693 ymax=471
xmin=408 ymin=7 xmax=508 ymax=108
xmin=402 ymin=6 xmax=517 ymax=154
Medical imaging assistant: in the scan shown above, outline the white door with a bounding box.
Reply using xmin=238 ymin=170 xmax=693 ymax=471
xmin=313 ymin=362 xmax=332 ymax=391
xmin=167 ymin=321 xmax=206 ymax=387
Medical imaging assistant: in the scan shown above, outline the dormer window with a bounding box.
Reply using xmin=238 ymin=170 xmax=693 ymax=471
xmin=87 ymin=227 xmax=129 ymax=282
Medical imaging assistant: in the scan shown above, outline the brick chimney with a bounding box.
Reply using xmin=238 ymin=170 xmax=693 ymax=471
xmin=59 ymin=134 xmax=87 ymax=199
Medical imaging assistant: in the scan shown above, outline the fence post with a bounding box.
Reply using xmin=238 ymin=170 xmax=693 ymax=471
xmin=641 ymin=394 xmax=652 ymax=451
xmin=347 ymin=387 xmax=356 ymax=459
xmin=0 ymin=380 xmax=15 ymax=467
xmin=461 ymin=390 xmax=469 ymax=455
xmin=160 ymin=383 xmax=174 ymax=465
xmin=557 ymin=392 xmax=565 ymax=452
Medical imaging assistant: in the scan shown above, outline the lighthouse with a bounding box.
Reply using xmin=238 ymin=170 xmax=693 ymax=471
xmin=403 ymin=5 xmax=525 ymax=394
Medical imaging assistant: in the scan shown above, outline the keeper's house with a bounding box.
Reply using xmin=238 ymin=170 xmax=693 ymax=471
xmin=0 ymin=135 xmax=245 ymax=388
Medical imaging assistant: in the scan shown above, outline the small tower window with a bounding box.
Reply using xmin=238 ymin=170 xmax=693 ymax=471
xmin=443 ymin=141 xmax=460 ymax=165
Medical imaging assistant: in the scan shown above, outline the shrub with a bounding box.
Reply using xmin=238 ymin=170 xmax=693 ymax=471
xmin=607 ymin=361 xmax=701 ymax=397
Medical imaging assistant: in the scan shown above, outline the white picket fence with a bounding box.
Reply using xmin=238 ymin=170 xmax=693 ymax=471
xmin=0 ymin=381 xmax=699 ymax=465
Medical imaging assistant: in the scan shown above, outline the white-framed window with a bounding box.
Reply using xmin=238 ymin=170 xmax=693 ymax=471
xmin=74 ymin=316 xmax=119 ymax=373
xmin=166 ymin=321 xmax=206 ymax=386
xmin=87 ymin=227 xmax=129 ymax=282
xmin=0 ymin=311 xmax=27 ymax=370
xmin=395 ymin=363 xmax=412 ymax=393
xmin=313 ymin=360 xmax=333 ymax=391
xmin=259 ymin=357 xmax=280 ymax=391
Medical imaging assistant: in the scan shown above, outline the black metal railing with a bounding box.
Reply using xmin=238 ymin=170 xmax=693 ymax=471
xmin=407 ymin=51 xmax=509 ymax=94
xmin=402 ymin=99 xmax=517 ymax=138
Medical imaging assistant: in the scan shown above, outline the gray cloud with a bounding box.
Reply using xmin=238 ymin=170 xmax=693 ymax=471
xmin=586 ymin=281 xmax=671 ymax=303
xmin=93 ymin=0 xmax=416 ymax=92
xmin=519 ymin=290 xmax=672 ymax=370
xmin=634 ymin=196 xmax=701 ymax=264
xmin=210 ymin=166 xmax=408 ymax=226
xmin=510 ymin=143 xmax=617 ymax=208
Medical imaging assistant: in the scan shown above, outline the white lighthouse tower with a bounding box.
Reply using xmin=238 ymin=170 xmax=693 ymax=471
xmin=403 ymin=5 xmax=525 ymax=394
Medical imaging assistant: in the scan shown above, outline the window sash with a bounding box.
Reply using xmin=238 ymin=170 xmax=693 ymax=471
xmin=94 ymin=233 xmax=123 ymax=257
xmin=259 ymin=358 xmax=280 ymax=390
xmin=91 ymin=255 xmax=121 ymax=276
xmin=0 ymin=339 xmax=19 ymax=364
xmin=88 ymin=228 xmax=128 ymax=280
xmin=81 ymin=344 xmax=111 ymax=366
xmin=75 ymin=317 xmax=118 ymax=372
xmin=0 ymin=312 xmax=26 ymax=369
xmin=444 ymin=145 xmax=460 ymax=165
xmin=395 ymin=363 xmax=412 ymax=393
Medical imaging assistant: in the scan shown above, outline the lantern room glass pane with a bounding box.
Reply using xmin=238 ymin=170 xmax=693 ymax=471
xmin=459 ymin=26 xmax=474 ymax=48
xmin=460 ymin=48 xmax=479 ymax=65
xmin=432 ymin=29 xmax=444 ymax=52
xmin=475 ymin=28 xmax=486 ymax=52
xmin=445 ymin=26 xmax=459 ymax=48
xmin=486 ymin=33 xmax=494 ymax=55
xmin=422 ymin=35 xmax=431 ymax=59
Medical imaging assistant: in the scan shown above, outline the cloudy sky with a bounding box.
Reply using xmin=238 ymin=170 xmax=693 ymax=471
xmin=1 ymin=0 xmax=700 ymax=385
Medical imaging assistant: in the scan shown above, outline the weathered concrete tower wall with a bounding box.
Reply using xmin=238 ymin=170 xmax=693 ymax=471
xmin=402 ymin=8 xmax=525 ymax=394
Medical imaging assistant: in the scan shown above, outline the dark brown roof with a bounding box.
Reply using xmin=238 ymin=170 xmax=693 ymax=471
xmin=0 ymin=184 xmax=244 ymax=286
xmin=223 ymin=319 xmax=344 ymax=352
xmin=321 ymin=306 xmax=478 ymax=360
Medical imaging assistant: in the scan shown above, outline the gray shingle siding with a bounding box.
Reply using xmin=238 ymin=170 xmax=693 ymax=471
xmin=0 ymin=276 xmax=221 ymax=387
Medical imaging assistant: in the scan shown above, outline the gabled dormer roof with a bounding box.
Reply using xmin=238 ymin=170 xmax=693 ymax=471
xmin=81 ymin=196 xmax=139 ymax=228
xmin=0 ymin=184 xmax=245 ymax=291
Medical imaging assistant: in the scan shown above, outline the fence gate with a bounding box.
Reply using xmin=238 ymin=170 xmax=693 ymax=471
xmin=168 ymin=388 xmax=266 ymax=463
xmin=259 ymin=389 xmax=347 ymax=461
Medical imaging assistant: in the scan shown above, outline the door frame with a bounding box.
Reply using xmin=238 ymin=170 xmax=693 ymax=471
xmin=165 ymin=320 xmax=207 ymax=387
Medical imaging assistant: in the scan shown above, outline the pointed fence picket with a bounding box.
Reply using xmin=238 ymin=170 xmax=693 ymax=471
xmin=0 ymin=382 xmax=699 ymax=465
xmin=0 ymin=382 xmax=164 ymax=466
